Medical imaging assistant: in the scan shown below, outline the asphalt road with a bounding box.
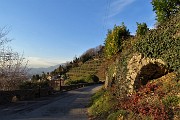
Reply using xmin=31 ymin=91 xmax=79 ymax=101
xmin=0 ymin=84 xmax=102 ymax=120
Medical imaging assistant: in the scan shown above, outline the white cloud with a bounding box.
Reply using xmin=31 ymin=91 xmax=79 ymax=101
xmin=27 ymin=56 xmax=69 ymax=68
xmin=109 ymin=0 xmax=135 ymax=17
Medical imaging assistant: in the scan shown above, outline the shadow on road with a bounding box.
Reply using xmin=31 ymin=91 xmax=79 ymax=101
xmin=0 ymin=84 xmax=102 ymax=120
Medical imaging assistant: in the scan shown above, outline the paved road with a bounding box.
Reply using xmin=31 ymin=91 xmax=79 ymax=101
xmin=0 ymin=84 xmax=102 ymax=120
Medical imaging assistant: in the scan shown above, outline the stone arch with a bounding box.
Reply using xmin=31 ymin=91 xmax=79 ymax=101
xmin=127 ymin=53 xmax=169 ymax=93
xmin=133 ymin=62 xmax=168 ymax=89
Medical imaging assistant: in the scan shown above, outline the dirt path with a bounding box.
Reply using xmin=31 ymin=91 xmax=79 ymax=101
xmin=0 ymin=84 xmax=102 ymax=120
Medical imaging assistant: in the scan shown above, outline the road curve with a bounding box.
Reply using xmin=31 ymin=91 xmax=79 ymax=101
xmin=0 ymin=84 xmax=102 ymax=120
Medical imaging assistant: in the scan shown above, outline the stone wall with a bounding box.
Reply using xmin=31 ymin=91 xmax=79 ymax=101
xmin=0 ymin=87 xmax=53 ymax=104
xmin=126 ymin=53 xmax=168 ymax=93
xmin=0 ymin=83 xmax=96 ymax=104
xmin=105 ymin=53 xmax=170 ymax=95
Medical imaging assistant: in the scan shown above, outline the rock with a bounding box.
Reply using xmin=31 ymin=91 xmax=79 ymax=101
xmin=127 ymin=53 xmax=168 ymax=93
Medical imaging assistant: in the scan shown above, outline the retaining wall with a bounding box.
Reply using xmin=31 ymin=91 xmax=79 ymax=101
xmin=0 ymin=83 xmax=94 ymax=104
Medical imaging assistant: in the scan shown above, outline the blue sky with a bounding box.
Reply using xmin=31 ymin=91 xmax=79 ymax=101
xmin=0 ymin=0 xmax=156 ymax=68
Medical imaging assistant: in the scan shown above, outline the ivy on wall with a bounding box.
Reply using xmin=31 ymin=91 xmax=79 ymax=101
xmin=134 ymin=12 xmax=180 ymax=74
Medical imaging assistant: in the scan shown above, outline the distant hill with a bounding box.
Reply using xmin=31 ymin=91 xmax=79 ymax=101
xmin=41 ymin=45 xmax=105 ymax=81
xmin=28 ymin=64 xmax=61 ymax=75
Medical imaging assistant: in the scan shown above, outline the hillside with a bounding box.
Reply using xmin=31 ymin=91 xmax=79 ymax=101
xmin=66 ymin=57 xmax=105 ymax=81
xmin=88 ymin=10 xmax=180 ymax=120
xmin=35 ymin=45 xmax=106 ymax=85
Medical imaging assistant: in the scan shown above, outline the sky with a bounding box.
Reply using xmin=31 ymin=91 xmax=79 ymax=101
xmin=0 ymin=0 xmax=156 ymax=68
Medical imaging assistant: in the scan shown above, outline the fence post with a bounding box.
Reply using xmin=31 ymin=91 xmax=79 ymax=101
xmin=59 ymin=79 xmax=61 ymax=91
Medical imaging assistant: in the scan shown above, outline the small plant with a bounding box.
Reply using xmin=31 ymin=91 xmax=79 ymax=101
xmin=107 ymin=109 xmax=128 ymax=120
xmin=162 ymin=95 xmax=180 ymax=108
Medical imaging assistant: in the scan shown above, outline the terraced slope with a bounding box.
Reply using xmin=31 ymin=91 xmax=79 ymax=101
xmin=66 ymin=58 xmax=105 ymax=81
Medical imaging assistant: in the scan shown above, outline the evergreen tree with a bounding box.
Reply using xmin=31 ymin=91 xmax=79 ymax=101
xmin=136 ymin=22 xmax=149 ymax=36
xmin=151 ymin=0 xmax=180 ymax=23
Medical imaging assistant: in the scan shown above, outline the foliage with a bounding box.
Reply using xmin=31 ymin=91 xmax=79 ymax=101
xmin=49 ymin=45 xmax=104 ymax=83
xmin=91 ymin=3 xmax=180 ymax=120
xmin=64 ymin=79 xmax=86 ymax=85
xmin=19 ymin=81 xmax=35 ymax=89
xmin=104 ymin=23 xmax=130 ymax=59
xmin=65 ymin=74 xmax=99 ymax=85
xmin=151 ymin=0 xmax=180 ymax=23
xmin=50 ymin=65 xmax=66 ymax=76
xmin=80 ymin=52 xmax=92 ymax=63
xmin=162 ymin=95 xmax=180 ymax=108
xmin=90 ymin=88 xmax=106 ymax=105
xmin=119 ymin=82 xmax=169 ymax=120
xmin=80 ymin=45 xmax=104 ymax=63
xmin=116 ymin=72 xmax=180 ymax=120
xmin=0 ymin=27 xmax=28 ymax=91
xmin=88 ymin=88 xmax=117 ymax=119
xmin=19 ymin=80 xmax=50 ymax=89
xmin=106 ymin=37 xmax=135 ymax=99
xmin=32 ymin=74 xmax=41 ymax=81
xmin=107 ymin=110 xmax=128 ymax=120
xmin=136 ymin=22 xmax=149 ymax=36
xmin=85 ymin=74 xmax=99 ymax=83
xmin=66 ymin=57 xmax=104 ymax=81
xmin=134 ymin=11 xmax=180 ymax=74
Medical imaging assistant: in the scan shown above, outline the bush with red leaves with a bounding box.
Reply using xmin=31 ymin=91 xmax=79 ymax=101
xmin=118 ymin=82 xmax=170 ymax=119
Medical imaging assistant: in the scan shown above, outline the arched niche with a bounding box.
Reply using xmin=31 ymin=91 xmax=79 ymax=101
xmin=127 ymin=53 xmax=171 ymax=93
xmin=133 ymin=62 xmax=169 ymax=89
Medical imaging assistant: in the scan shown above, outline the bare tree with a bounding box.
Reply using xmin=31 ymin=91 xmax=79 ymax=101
xmin=0 ymin=27 xmax=29 ymax=91
xmin=79 ymin=45 xmax=104 ymax=63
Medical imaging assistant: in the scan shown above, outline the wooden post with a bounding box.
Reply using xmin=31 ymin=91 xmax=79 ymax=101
xmin=59 ymin=79 xmax=61 ymax=91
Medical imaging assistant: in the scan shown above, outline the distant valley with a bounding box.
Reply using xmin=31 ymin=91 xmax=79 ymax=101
xmin=28 ymin=64 xmax=61 ymax=75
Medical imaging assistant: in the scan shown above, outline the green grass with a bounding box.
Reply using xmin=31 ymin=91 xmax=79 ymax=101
xmin=88 ymin=88 xmax=117 ymax=119
xmin=107 ymin=110 xmax=128 ymax=120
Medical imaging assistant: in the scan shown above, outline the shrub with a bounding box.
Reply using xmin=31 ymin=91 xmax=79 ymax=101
xmin=136 ymin=22 xmax=149 ymax=37
xmin=118 ymin=82 xmax=170 ymax=120
xmin=19 ymin=80 xmax=50 ymax=89
xmin=85 ymin=74 xmax=99 ymax=83
xmin=104 ymin=23 xmax=130 ymax=59
xmin=134 ymin=11 xmax=180 ymax=74
xmin=64 ymin=79 xmax=86 ymax=85
xmin=19 ymin=81 xmax=35 ymax=89
xmin=162 ymin=95 xmax=180 ymax=108
xmin=39 ymin=80 xmax=50 ymax=88
xmin=107 ymin=110 xmax=128 ymax=120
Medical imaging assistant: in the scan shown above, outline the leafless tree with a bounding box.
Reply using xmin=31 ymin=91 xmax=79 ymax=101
xmin=0 ymin=27 xmax=29 ymax=91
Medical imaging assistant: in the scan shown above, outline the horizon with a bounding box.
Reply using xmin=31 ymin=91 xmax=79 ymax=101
xmin=0 ymin=0 xmax=156 ymax=68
